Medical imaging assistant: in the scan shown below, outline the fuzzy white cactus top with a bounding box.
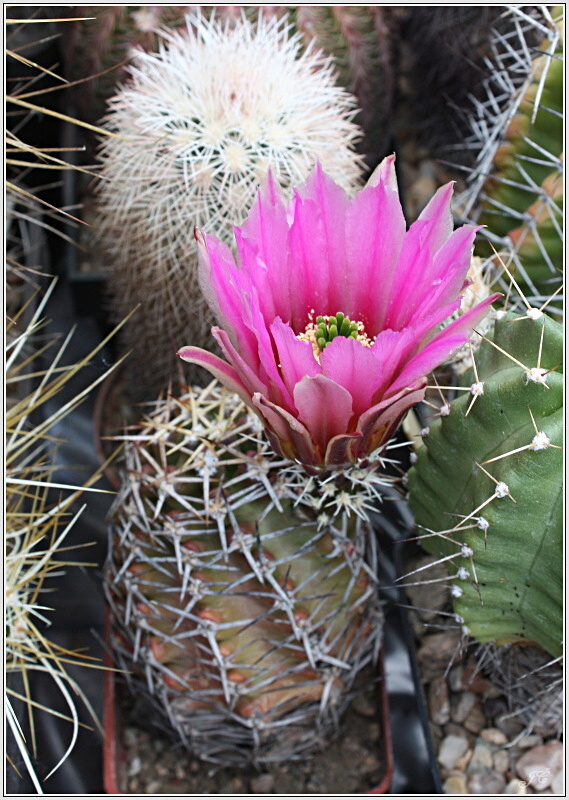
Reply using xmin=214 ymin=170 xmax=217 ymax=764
xmin=96 ymin=12 xmax=364 ymax=263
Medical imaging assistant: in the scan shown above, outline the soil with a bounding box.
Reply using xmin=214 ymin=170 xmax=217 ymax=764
xmin=107 ymin=665 xmax=389 ymax=795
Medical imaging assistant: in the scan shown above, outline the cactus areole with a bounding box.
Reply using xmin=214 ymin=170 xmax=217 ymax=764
xmin=179 ymin=157 xmax=499 ymax=470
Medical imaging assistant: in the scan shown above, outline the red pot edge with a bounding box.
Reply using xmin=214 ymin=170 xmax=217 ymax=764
xmin=102 ymin=614 xmax=122 ymax=795
xmin=103 ymin=646 xmax=393 ymax=795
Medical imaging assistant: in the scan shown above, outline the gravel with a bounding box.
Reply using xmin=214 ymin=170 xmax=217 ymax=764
xmin=405 ymin=554 xmax=563 ymax=795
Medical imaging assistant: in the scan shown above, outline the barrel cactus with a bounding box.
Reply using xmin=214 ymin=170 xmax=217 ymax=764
xmin=456 ymin=5 xmax=563 ymax=316
xmin=104 ymin=380 xmax=385 ymax=765
xmin=95 ymin=11 xmax=364 ymax=402
xmin=407 ymin=312 xmax=563 ymax=659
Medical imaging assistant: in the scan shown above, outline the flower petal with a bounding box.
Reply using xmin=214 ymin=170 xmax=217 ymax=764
xmin=234 ymin=171 xmax=292 ymax=324
xmin=366 ymin=153 xmax=399 ymax=192
xmin=354 ymin=381 xmax=427 ymax=458
xmin=387 ymin=294 xmax=500 ymax=397
xmin=384 ymin=182 xmax=457 ymax=330
xmin=319 ymin=336 xmax=383 ymax=416
xmin=369 ymin=298 xmax=461 ymax=398
xmin=345 ymin=171 xmax=406 ymax=331
xmin=211 ymin=327 xmax=268 ymax=396
xmin=293 ymin=374 xmax=354 ymax=459
xmin=416 ymin=181 xmax=455 ymax=249
xmin=270 ymin=318 xmax=321 ymax=397
xmin=413 ymin=225 xmax=481 ymax=322
xmin=177 ymin=345 xmax=255 ymax=407
xmin=252 ymin=393 xmax=317 ymax=466
xmin=196 ymin=229 xmax=259 ymax=366
xmin=287 ymin=165 xmax=350 ymax=330
xmin=324 ymin=431 xmax=364 ymax=468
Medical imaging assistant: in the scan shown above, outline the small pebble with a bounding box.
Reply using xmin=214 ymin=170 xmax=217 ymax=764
xmin=460 ymin=659 xmax=494 ymax=693
xmin=250 ymin=773 xmax=275 ymax=794
xmin=483 ymin=695 xmax=508 ymax=723
xmin=516 ymin=735 xmax=544 ymax=750
xmin=417 ymin=631 xmax=461 ymax=671
xmin=123 ymin=727 xmax=139 ymax=747
xmin=551 ymin=770 xmax=564 ymax=794
xmin=438 ymin=734 xmax=469 ymax=772
xmin=444 ymin=721 xmax=471 ymax=740
xmin=145 ymin=780 xmax=162 ymax=793
xmin=467 ymin=768 xmax=507 ymax=794
xmin=454 ymin=748 xmax=473 ymax=772
xmin=351 ymin=690 xmax=376 ymax=718
xmin=442 ymin=773 xmax=468 ymax=794
xmin=451 ymin=691 xmax=477 ymax=724
xmin=155 ymin=762 xmax=169 ymax=778
xmin=505 ymin=777 xmax=530 ymax=794
xmin=127 ymin=755 xmax=142 ymax=777
xmin=467 ymin=740 xmax=494 ymax=773
xmin=429 ymin=675 xmax=451 ymax=725
xmin=481 ymin=727 xmax=508 ymax=746
xmin=448 ymin=664 xmax=464 ymax=693
xmin=463 ymin=702 xmax=487 ymax=734
xmin=516 ymin=741 xmax=563 ymax=790
xmin=493 ymin=748 xmax=510 ymax=774
xmin=496 ymin=713 xmax=525 ymax=739
xmin=366 ymin=722 xmax=380 ymax=742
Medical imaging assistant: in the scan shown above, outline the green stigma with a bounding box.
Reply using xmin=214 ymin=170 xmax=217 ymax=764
xmin=315 ymin=312 xmax=359 ymax=352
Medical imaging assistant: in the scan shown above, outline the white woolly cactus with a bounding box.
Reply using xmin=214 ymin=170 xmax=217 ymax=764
xmin=96 ymin=11 xmax=364 ymax=401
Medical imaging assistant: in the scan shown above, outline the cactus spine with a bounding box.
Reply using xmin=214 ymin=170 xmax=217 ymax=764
xmin=105 ymin=381 xmax=386 ymax=765
xmin=407 ymin=312 xmax=563 ymax=658
xmin=456 ymin=6 xmax=563 ymax=315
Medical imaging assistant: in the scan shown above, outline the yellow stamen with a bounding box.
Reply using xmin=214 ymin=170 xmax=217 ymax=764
xmin=297 ymin=311 xmax=374 ymax=362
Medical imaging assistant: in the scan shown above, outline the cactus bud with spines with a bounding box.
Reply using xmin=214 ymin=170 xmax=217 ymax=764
xmin=407 ymin=312 xmax=563 ymax=659
xmin=105 ymin=380 xmax=386 ymax=765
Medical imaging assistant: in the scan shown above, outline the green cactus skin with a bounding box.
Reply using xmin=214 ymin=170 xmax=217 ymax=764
xmin=456 ymin=6 xmax=563 ymax=313
xmin=478 ymin=11 xmax=563 ymax=294
xmin=407 ymin=313 xmax=563 ymax=659
xmin=105 ymin=381 xmax=384 ymax=766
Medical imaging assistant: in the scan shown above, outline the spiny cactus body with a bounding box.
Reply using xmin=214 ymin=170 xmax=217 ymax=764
xmin=407 ymin=313 xmax=562 ymax=659
xmin=105 ymin=381 xmax=385 ymax=766
xmin=456 ymin=6 xmax=563 ymax=314
xmin=65 ymin=6 xmax=396 ymax=163
xmin=95 ymin=12 xmax=364 ymax=402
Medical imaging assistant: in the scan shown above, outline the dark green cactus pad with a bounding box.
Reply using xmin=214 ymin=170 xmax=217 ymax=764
xmin=407 ymin=313 xmax=563 ymax=657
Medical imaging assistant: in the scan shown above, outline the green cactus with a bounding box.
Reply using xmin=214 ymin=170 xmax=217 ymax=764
xmin=407 ymin=312 xmax=563 ymax=659
xmin=105 ymin=380 xmax=384 ymax=765
xmin=456 ymin=6 xmax=563 ymax=314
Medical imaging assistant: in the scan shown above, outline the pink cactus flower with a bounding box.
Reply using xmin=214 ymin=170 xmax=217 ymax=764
xmin=179 ymin=156 xmax=498 ymax=469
